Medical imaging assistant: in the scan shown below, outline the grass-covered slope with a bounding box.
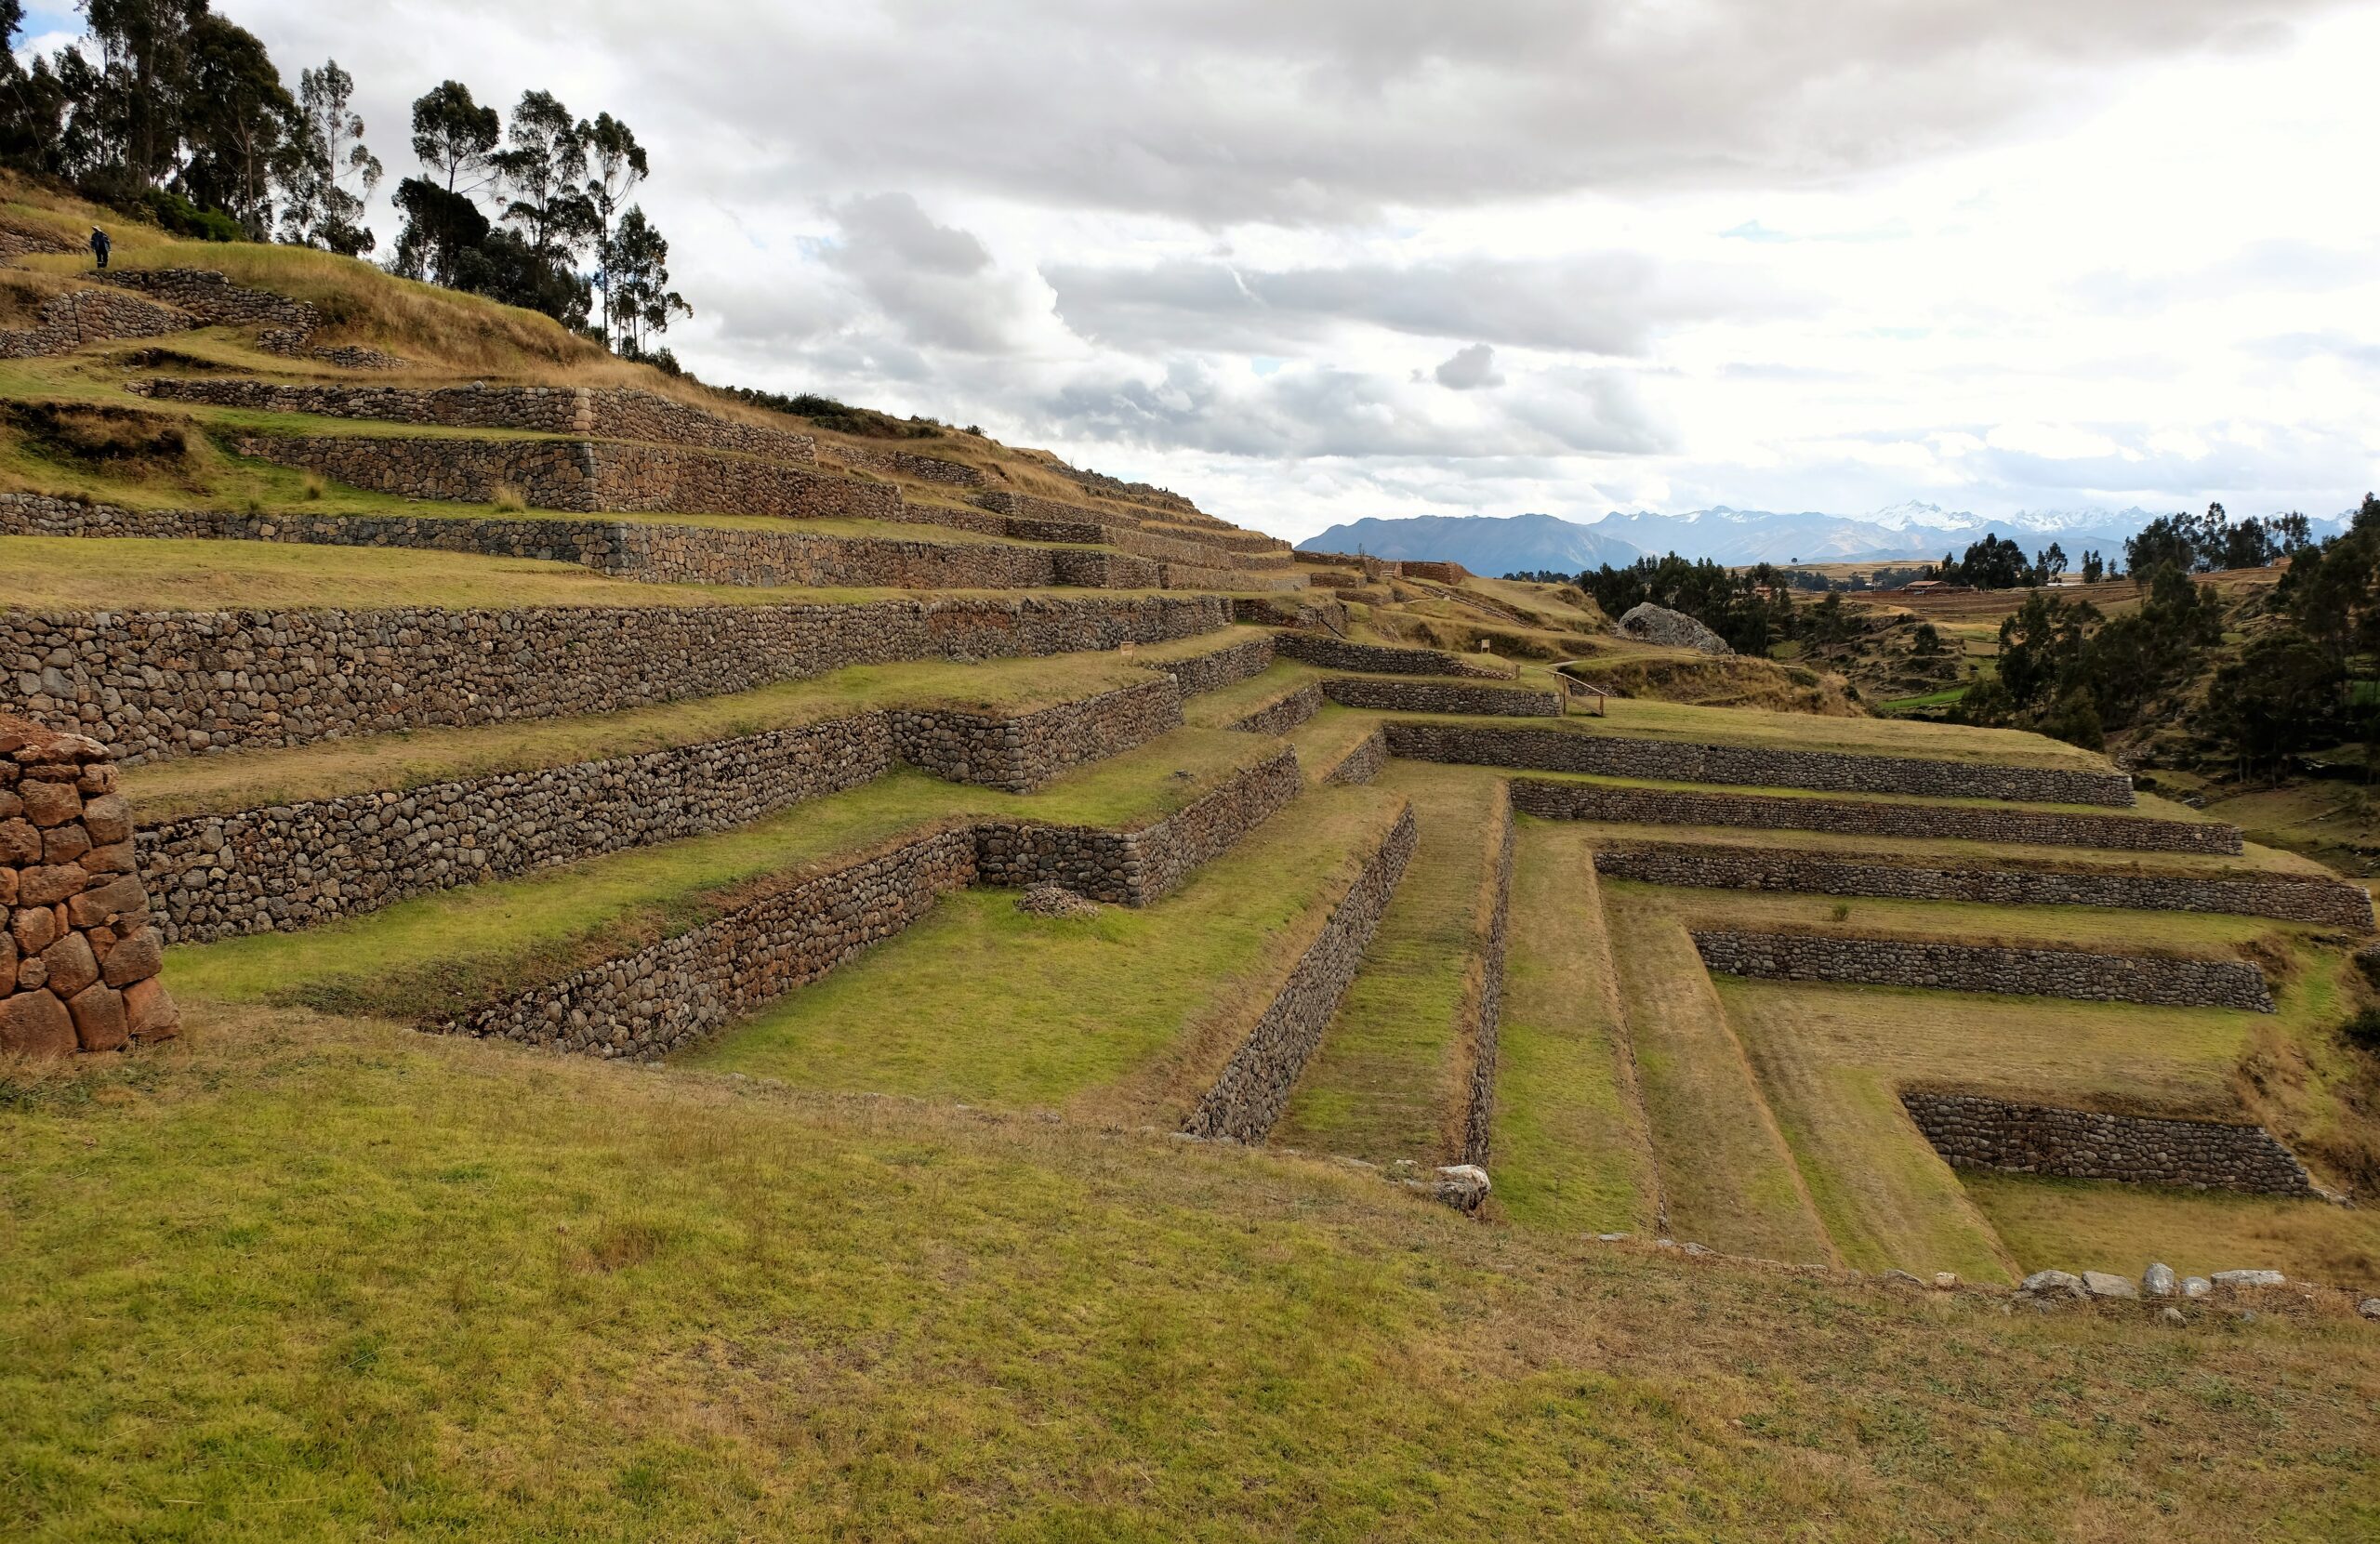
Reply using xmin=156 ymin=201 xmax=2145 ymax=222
xmin=6 ymin=1010 xmax=2379 ymax=1541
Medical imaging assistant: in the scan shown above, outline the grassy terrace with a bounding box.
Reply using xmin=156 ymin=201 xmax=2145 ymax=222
xmin=1577 ymin=819 xmax=2330 ymax=878
xmin=123 ymin=629 xmax=1271 ymax=822
xmin=1616 ymin=879 xmax=2302 ymax=958
xmin=1510 ymin=764 xmax=2215 ymax=822
xmin=1965 ymin=1173 xmax=2380 ymax=1289
xmin=1271 ymin=765 xmax=1509 ymax=1166
xmin=0 ymin=533 xmax=1207 ymax=612
xmin=167 ymin=729 xmax=1274 ymax=1026
xmin=1488 ymin=820 xmax=1661 ymax=1234
xmin=10 ymin=1010 xmax=2379 ymax=1539
xmin=1282 ymin=704 xmax=1385 ymax=785
xmin=1421 ymin=695 xmax=2116 ymax=772
xmin=1602 ymin=893 xmax=1837 ymax=1264
xmin=689 ymin=786 xmax=1408 ymax=1124
xmin=1180 ymin=658 xmax=1324 ymax=729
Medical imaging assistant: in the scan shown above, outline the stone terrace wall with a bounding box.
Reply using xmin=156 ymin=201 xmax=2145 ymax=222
xmin=1385 ymin=721 xmax=2137 ymax=808
xmin=438 ymin=825 xmax=981 ymax=1059
xmin=1324 ymin=726 xmax=1389 ymax=786
xmin=4 ymin=593 xmax=1231 ymax=763
xmin=0 ymin=286 xmax=189 ymax=358
xmin=138 ymin=379 xmax=819 ymax=464
xmin=1271 ymin=633 xmax=1513 ymax=680
xmin=0 ymin=718 xmax=178 ymax=1055
xmin=140 ymin=715 xmax=895 ymax=944
xmin=1691 ymin=928 xmax=2275 ymax=1011
xmin=427 ymin=755 xmax=1303 ymax=1058
xmin=1228 ymin=681 xmax=1322 ymax=736
xmin=1152 ymin=635 xmax=1275 ymax=696
xmin=1183 ymin=804 xmax=1419 ymax=1142
xmin=1594 ymin=841 xmax=2373 ymax=930
xmin=974 ymin=746 xmax=1302 ymax=905
xmin=831 ymin=443 xmax=986 ymax=488
xmin=1320 ymin=677 xmax=1563 ymax=718
xmin=0 ymin=494 xmax=1129 ymax=593
xmin=1901 ymin=1089 xmax=2314 ymax=1195
xmin=231 ymin=435 xmax=903 ymax=523
xmin=888 ymin=680 xmax=1180 ymax=793
xmin=97 ymin=268 xmax=315 ymax=329
xmin=1459 ymin=793 xmax=1516 ymax=1165
xmin=1509 ymin=778 xmax=2240 ymax=855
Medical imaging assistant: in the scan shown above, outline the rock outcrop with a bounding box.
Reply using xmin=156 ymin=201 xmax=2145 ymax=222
xmin=1618 ymin=602 xmax=1732 ymax=655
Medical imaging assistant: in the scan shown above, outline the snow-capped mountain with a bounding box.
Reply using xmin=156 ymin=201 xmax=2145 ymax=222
xmin=1296 ymin=513 xmax=1645 ymax=574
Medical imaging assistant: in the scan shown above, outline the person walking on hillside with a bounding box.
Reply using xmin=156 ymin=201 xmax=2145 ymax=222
xmin=88 ymin=227 xmax=110 ymax=269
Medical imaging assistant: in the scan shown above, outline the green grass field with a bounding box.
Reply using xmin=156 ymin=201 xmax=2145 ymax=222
xmin=1488 ymin=820 xmax=1662 ymax=1234
xmin=1964 ymin=1173 xmax=2380 ymax=1287
xmin=1180 ymin=659 xmax=1324 ymax=729
xmin=1564 ymin=693 xmax=2113 ymax=771
xmin=691 ymin=786 xmax=1404 ymax=1125
xmin=1271 ymin=765 xmax=1508 ymax=1166
xmin=9 ymin=1007 xmax=2379 ymax=1539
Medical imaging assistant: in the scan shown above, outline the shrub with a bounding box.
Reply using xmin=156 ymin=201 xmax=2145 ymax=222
xmin=2341 ymin=1007 xmax=2380 ymax=1052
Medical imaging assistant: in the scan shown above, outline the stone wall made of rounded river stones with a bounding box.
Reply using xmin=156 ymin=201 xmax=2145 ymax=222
xmin=430 ymin=752 xmax=1303 ymax=1058
xmin=3 ymin=593 xmax=1231 ymax=764
xmin=1270 ymin=632 xmax=1514 ymax=680
xmin=1900 ymin=1089 xmax=2314 ymax=1195
xmin=1593 ymin=841 xmax=2373 ymax=930
xmin=0 ymin=494 xmax=1162 ymax=593
xmin=1227 ymin=681 xmax=1322 ymax=736
xmin=0 ymin=717 xmax=178 ymax=1057
xmin=1183 ymin=804 xmax=1419 ymax=1142
xmin=1690 ymin=928 xmax=2275 ymax=1011
xmin=1386 ymin=721 xmax=2138 ymax=808
xmin=885 ymin=680 xmax=1181 ymax=793
xmin=1506 ymin=777 xmax=2239 ymax=855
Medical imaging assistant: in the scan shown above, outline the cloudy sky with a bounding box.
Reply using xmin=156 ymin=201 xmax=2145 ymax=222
xmin=25 ymin=1 xmax=2380 ymax=540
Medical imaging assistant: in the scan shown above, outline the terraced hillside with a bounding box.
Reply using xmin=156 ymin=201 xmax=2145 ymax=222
xmin=4 ymin=189 xmax=2378 ymax=1539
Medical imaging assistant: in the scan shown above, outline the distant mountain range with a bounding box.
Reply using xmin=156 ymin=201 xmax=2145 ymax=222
xmin=1295 ymin=513 xmax=1644 ymax=574
xmin=1298 ymin=503 xmax=2355 ymax=574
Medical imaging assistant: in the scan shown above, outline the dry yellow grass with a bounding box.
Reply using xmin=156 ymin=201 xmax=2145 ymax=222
xmin=1964 ymin=1173 xmax=2380 ymax=1289
xmin=1602 ymin=897 xmax=1838 ymax=1263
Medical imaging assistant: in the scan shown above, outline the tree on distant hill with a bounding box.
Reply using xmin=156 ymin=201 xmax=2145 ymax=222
xmin=1580 ymin=553 xmax=1795 ymax=653
xmin=178 ymin=15 xmax=293 ymax=239
xmin=277 ymin=59 xmax=380 ymax=256
xmin=1962 ymin=561 xmax=2224 ymax=747
xmin=410 ymin=80 xmax=501 ymax=198
xmin=601 ymin=205 xmax=690 ymax=359
xmin=2125 ymin=503 xmax=2312 ymax=575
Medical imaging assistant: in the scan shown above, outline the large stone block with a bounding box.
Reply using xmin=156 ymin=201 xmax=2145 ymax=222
xmin=0 ymin=986 xmax=74 ymax=1056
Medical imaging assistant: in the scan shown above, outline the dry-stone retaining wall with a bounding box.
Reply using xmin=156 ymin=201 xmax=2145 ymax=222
xmin=231 ymin=434 xmax=903 ymax=522
xmin=426 ymin=752 xmax=1303 ymax=1058
xmin=0 ymin=286 xmax=189 ymax=357
xmin=1324 ymin=726 xmax=1389 ymax=786
xmin=437 ymin=824 xmax=982 ymax=1059
xmin=0 ymin=717 xmax=177 ymax=1056
xmin=1183 ymin=804 xmax=1419 ymax=1142
xmin=136 ymin=379 xmax=819 ymax=464
xmin=1690 ymin=928 xmax=2275 ymax=1011
xmin=1901 ymin=1089 xmax=2314 ymax=1195
xmin=888 ymin=680 xmax=1179 ymax=793
xmin=1153 ymin=634 xmax=1275 ymax=696
xmin=0 ymin=494 xmax=1136 ymax=593
xmin=1459 ymin=793 xmax=1516 ymax=1166
xmin=973 ymin=746 xmax=1302 ymax=905
xmin=1510 ymin=778 xmax=2238 ymax=855
xmin=97 ymin=268 xmax=316 ymax=329
xmin=141 ymin=716 xmax=895 ymax=944
xmin=1593 ymin=841 xmax=2373 ymax=930
xmin=1228 ymin=681 xmax=1323 ymax=736
xmin=1387 ymin=722 xmax=2136 ymax=807
xmin=831 ymin=443 xmax=986 ymax=488
xmin=1320 ymin=677 xmax=1563 ymax=717
xmin=4 ymin=593 xmax=1230 ymax=763
xmin=1272 ymin=632 xmax=1513 ymax=680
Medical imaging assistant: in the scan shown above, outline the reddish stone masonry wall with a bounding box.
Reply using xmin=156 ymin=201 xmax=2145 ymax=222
xmin=1 ymin=717 xmax=177 ymax=1056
